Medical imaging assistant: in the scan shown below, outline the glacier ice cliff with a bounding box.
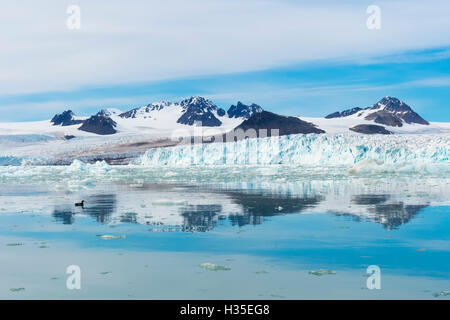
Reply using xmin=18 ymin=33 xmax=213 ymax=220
xmin=136 ymin=133 xmax=450 ymax=167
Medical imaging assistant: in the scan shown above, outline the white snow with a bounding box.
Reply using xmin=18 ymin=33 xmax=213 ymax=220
xmin=98 ymin=108 xmax=122 ymax=116
xmin=301 ymin=116 xmax=450 ymax=135
xmin=0 ymin=102 xmax=449 ymax=167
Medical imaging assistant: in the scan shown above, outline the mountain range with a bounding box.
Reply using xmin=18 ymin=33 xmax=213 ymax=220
xmin=49 ymin=96 xmax=432 ymax=137
xmin=325 ymin=96 xmax=428 ymax=129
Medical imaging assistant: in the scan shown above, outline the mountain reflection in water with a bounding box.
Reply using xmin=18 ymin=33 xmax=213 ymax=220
xmin=47 ymin=184 xmax=433 ymax=231
xmin=53 ymin=194 xmax=116 ymax=224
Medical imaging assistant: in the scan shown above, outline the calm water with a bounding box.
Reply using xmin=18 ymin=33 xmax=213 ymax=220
xmin=0 ymin=165 xmax=449 ymax=299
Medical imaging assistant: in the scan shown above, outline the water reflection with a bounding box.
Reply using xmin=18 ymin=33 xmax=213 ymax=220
xmin=181 ymin=204 xmax=223 ymax=232
xmin=225 ymin=191 xmax=322 ymax=227
xmin=53 ymin=194 xmax=116 ymax=224
xmin=370 ymin=203 xmax=428 ymax=229
xmin=340 ymin=194 xmax=429 ymax=229
xmin=45 ymin=183 xmax=437 ymax=232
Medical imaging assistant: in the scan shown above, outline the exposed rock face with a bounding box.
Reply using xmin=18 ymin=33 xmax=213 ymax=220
xmin=325 ymin=107 xmax=363 ymax=119
xmin=231 ymin=111 xmax=325 ymax=138
xmin=364 ymin=110 xmax=404 ymax=127
xmin=227 ymin=102 xmax=263 ymax=119
xmin=51 ymin=110 xmax=84 ymax=126
xmin=97 ymin=108 xmax=122 ymax=117
xmin=325 ymin=97 xmax=429 ymax=127
xmin=349 ymin=124 xmax=393 ymax=135
xmin=118 ymin=97 xmax=262 ymax=127
xmin=78 ymin=115 xmax=117 ymax=135
xmin=177 ymin=96 xmax=225 ymax=126
xmin=367 ymin=96 xmax=429 ymax=125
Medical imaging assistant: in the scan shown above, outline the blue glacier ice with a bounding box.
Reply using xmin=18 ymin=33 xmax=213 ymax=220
xmin=136 ymin=133 xmax=450 ymax=167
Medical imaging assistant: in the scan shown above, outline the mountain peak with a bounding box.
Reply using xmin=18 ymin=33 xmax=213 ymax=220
xmin=79 ymin=114 xmax=117 ymax=135
xmin=180 ymin=96 xmax=216 ymax=110
xmin=325 ymin=97 xmax=429 ymax=126
xmin=234 ymin=111 xmax=325 ymax=137
xmin=97 ymin=108 xmax=122 ymax=117
xmin=371 ymin=96 xmax=413 ymax=113
xmin=227 ymin=101 xmax=263 ymax=119
xmin=325 ymin=107 xmax=362 ymax=119
xmin=51 ymin=110 xmax=84 ymax=126
xmin=177 ymin=96 xmax=225 ymax=126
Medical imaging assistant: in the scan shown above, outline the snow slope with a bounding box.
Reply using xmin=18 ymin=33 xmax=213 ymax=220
xmin=302 ymin=117 xmax=450 ymax=134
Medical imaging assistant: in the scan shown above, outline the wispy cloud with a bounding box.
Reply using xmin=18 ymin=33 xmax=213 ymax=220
xmin=1 ymin=0 xmax=450 ymax=96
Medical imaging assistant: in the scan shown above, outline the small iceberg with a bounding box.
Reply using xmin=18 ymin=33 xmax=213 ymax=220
xmin=199 ymin=263 xmax=231 ymax=271
xmin=308 ymin=269 xmax=336 ymax=276
xmin=97 ymin=234 xmax=126 ymax=240
xmin=433 ymin=290 xmax=450 ymax=298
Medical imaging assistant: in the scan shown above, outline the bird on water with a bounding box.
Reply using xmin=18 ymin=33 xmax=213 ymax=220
xmin=75 ymin=200 xmax=85 ymax=208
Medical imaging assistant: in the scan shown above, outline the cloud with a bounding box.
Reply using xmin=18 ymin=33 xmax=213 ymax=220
xmin=1 ymin=0 xmax=450 ymax=97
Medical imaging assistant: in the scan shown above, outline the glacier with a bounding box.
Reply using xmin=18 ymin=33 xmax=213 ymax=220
xmin=0 ymin=133 xmax=449 ymax=173
xmin=136 ymin=133 xmax=450 ymax=167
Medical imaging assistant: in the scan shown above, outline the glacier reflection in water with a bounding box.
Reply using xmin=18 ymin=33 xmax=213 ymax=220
xmin=0 ymin=164 xmax=449 ymax=299
xmin=1 ymin=172 xmax=447 ymax=231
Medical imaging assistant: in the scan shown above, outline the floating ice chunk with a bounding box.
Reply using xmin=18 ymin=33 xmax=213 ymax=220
xmin=97 ymin=234 xmax=126 ymax=240
xmin=253 ymin=270 xmax=268 ymax=274
xmin=308 ymin=269 xmax=336 ymax=276
xmin=199 ymin=263 xmax=231 ymax=271
xmin=6 ymin=243 xmax=23 ymax=246
xmin=433 ymin=290 xmax=450 ymax=297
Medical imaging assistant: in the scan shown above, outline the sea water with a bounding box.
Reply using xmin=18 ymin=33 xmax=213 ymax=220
xmin=0 ymin=162 xmax=449 ymax=299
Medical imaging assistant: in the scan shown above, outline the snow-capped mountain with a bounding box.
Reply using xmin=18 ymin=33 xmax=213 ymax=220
xmin=45 ymin=97 xmax=250 ymax=136
xmin=118 ymin=96 xmax=262 ymax=127
xmin=119 ymin=97 xmax=227 ymax=127
xmin=2 ymin=95 xmax=450 ymax=165
xmin=97 ymin=108 xmax=122 ymax=117
xmin=119 ymin=101 xmax=176 ymax=119
xmin=227 ymin=102 xmax=263 ymax=119
xmin=177 ymin=96 xmax=226 ymax=126
xmin=325 ymin=107 xmax=363 ymax=119
xmin=325 ymin=96 xmax=429 ymax=127
xmin=51 ymin=110 xmax=84 ymax=126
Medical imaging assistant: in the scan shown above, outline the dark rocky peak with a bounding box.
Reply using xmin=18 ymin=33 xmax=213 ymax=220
xmin=147 ymin=101 xmax=173 ymax=112
xmin=325 ymin=97 xmax=429 ymax=126
xmin=78 ymin=115 xmax=117 ymax=135
xmin=232 ymin=111 xmax=325 ymax=138
xmin=177 ymin=96 xmax=225 ymax=126
xmin=180 ymin=96 xmax=225 ymax=115
xmin=371 ymin=96 xmax=412 ymax=113
xmin=51 ymin=110 xmax=84 ymax=126
xmin=119 ymin=109 xmax=136 ymax=119
xmin=369 ymin=97 xmax=429 ymax=125
xmin=97 ymin=108 xmax=121 ymax=117
xmin=227 ymin=101 xmax=263 ymax=119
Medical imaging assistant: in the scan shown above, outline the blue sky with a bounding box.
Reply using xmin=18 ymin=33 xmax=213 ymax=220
xmin=0 ymin=0 xmax=449 ymax=122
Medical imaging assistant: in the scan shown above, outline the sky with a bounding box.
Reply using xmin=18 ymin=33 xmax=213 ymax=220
xmin=0 ymin=0 xmax=449 ymax=122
